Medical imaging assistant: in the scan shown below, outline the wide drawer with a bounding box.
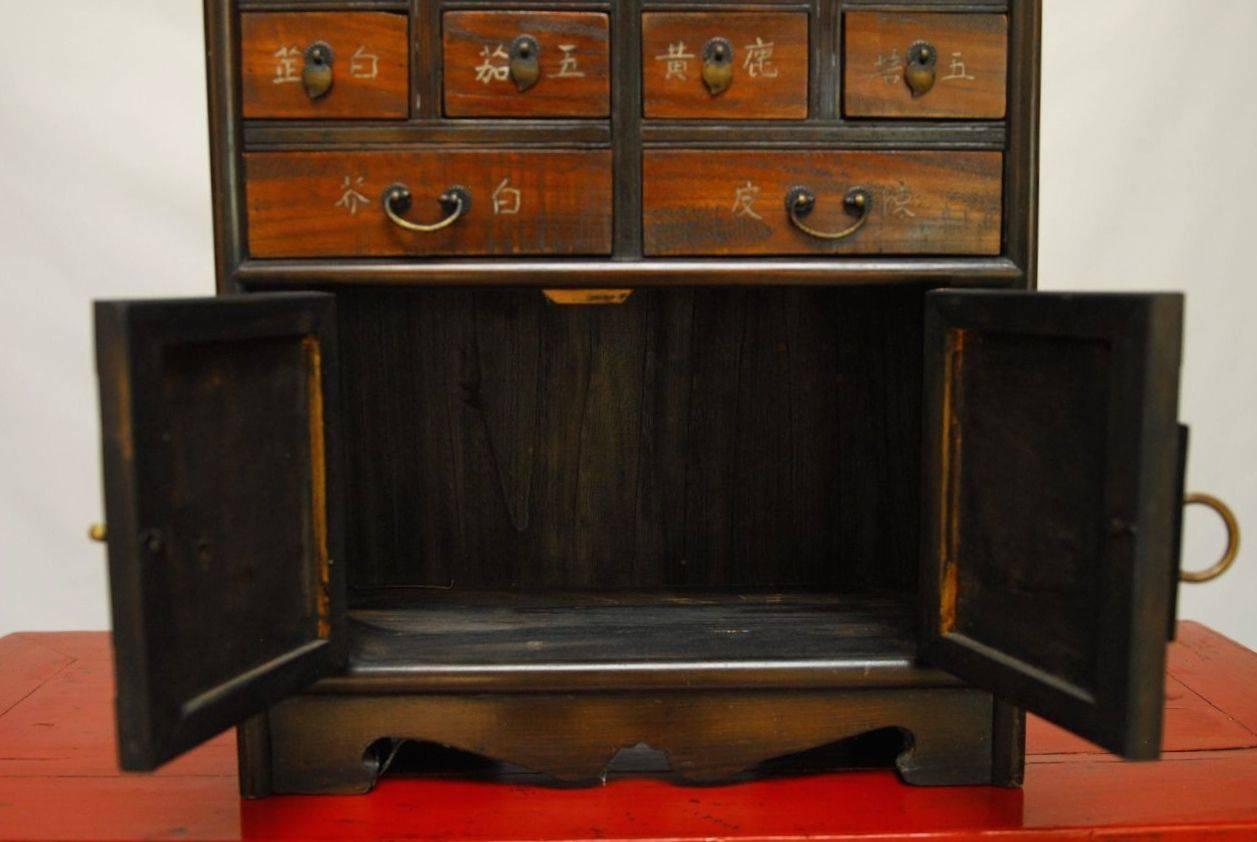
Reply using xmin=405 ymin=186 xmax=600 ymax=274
xmin=245 ymin=151 xmax=613 ymax=258
xmin=643 ymin=151 xmax=1003 ymax=256
xmin=844 ymin=12 xmax=1008 ymax=119
xmin=240 ymin=12 xmax=410 ymax=119
xmin=642 ymin=12 xmax=808 ymax=120
xmin=443 ymin=11 xmax=611 ymax=117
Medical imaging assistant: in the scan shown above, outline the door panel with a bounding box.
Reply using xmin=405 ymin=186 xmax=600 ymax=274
xmin=921 ymin=291 xmax=1183 ymax=759
xmin=95 ymin=294 xmax=344 ymax=770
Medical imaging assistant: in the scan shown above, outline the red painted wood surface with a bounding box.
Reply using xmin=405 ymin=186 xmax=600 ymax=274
xmin=1 ymin=622 xmax=1256 ymax=840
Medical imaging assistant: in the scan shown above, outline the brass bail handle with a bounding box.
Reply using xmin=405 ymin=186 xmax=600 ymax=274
xmin=785 ymin=186 xmax=873 ymax=241
xmin=1181 ymin=493 xmax=1241 ymax=584
xmin=382 ymin=184 xmax=471 ymax=233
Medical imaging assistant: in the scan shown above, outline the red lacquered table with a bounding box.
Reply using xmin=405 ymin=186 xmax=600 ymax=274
xmin=1 ymin=622 xmax=1256 ymax=841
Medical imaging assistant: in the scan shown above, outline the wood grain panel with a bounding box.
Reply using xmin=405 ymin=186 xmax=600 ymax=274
xmin=643 ymin=12 xmax=808 ymax=120
xmin=245 ymin=150 xmax=613 ymax=257
xmin=241 ymin=12 xmax=409 ymax=119
xmin=643 ymin=150 xmax=1003 ymax=256
xmin=845 ymin=12 xmax=1008 ymax=119
xmin=333 ymin=286 xmax=924 ymax=593
xmin=443 ymin=11 xmax=610 ymax=117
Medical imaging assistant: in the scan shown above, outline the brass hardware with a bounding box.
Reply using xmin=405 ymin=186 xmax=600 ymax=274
xmin=543 ymin=289 xmax=634 ymax=305
xmin=509 ymin=35 xmax=541 ymax=92
xmin=88 ymin=523 xmax=107 ymax=543
xmin=302 ymin=42 xmax=334 ymax=100
xmin=1180 ymin=493 xmax=1241 ymax=584
xmin=905 ymin=41 xmax=937 ymax=98
xmin=785 ymin=186 xmax=873 ymax=241
xmin=382 ymin=184 xmax=471 ymax=233
xmin=702 ymin=38 xmax=734 ymax=96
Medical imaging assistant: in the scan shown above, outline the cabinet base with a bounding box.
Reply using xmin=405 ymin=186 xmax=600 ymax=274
xmin=239 ymin=688 xmax=1023 ymax=796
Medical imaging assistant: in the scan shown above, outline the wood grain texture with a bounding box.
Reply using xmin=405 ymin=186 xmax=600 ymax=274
xmin=240 ymin=12 xmax=409 ymax=119
xmin=643 ymin=12 xmax=808 ymax=119
xmin=334 ymin=286 xmax=924 ymax=594
xmin=264 ymin=688 xmax=996 ymax=792
xmin=643 ymin=150 xmax=1003 ymax=256
xmin=443 ymin=11 xmax=610 ymax=117
xmin=844 ymin=12 xmax=1008 ymax=119
xmin=245 ymin=150 xmax=613 ymax=257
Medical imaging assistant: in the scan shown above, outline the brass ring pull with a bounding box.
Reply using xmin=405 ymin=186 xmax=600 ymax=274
xmin=382 ymin=184 xmax=470 ymax=233
xmin=1181 ymin=493 xmax=1241 ymax=583
xmin=785 ymin=186 xmax=873 ymax=241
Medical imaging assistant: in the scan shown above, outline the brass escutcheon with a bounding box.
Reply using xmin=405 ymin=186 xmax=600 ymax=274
xmin=302 ymin=42 xmax=334 ymax=100
xmin=905 ymin=40 xmax=937 ymax=98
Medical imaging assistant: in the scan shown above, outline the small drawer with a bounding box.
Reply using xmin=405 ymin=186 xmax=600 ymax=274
xmin=240 ymin=12 xmax=409 ymax=119
xmin=443 ymin=11 xmax=611 ymax=117
xmin=642 ymin=12 xmax=808 ymax=120
xmin=844 ymin=12 xmax=1008 ymax=119
xmin=245 ymin=150 xmax=613 ymax=258
xmin=643 ymin=150 xmax=1002 ymax=256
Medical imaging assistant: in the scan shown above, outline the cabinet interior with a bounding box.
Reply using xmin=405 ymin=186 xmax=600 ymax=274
xmin=331 ymin=285 xmax=928 ymax=665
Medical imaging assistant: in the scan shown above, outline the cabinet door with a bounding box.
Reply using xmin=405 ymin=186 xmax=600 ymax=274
xmin=95 ymin=294 xmax=344 ymax=770
xmin=921 ymin=291 xmax=1183 ymax=759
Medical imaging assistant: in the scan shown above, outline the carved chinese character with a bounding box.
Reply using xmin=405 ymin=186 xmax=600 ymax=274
xmin=742 ymin=37 xmax=778 ymax=79
xmin=334 ymin=176 xmax=370 ymax=216
xmin=550 ymin=44 xmax=585 ymax=79
xmin=475 ymin=45 xmax=511 ymax=85
xmin=350 ymin=45 xmax=379 ymax=80
xmin=273 ymin=45 xmax=302 ymax=85
xmin=942 ymin=52 xmax=976 ymax=82
xmin=492 ymin=177 xmax=522 ymax=215
xmin=869 ymin=49 xmax=902 ymax=86
xmin=887 ymin=181 xmax=916 ymax=219
xmin=731 ymin=182 xmax=763 ymax=220
xmin=655 ymin=42 xmax=696 ymax=81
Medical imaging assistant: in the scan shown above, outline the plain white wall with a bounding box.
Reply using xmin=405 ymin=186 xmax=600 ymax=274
xmin=1 ymin=3 xmax=1254 ymax=647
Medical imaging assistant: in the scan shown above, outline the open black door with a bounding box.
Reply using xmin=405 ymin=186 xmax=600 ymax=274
xmin=95 ymin=294 xmax=345 ymax=770
xmin=921 ymin=290 xmax=1183 ymax=759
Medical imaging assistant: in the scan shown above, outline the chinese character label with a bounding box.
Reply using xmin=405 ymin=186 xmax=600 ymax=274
xmin=350 ymin=45 xmax=379 ymax=80
xmin=475 ymin=45 xmax=510 ymax=85
xmin=869 ymin=49 xmax=902 ymax=86
xmin=335 ymin=176 xmax=370 ymax=216
xmin=731 ymin=182 xmax=763 ymax=220
xmin=273 ymin=45 xmax=302 ymax=85
xmin=742 ymin=37 xmax=778 ymax=79
xmin=887 ymin=181 xmax=916 ymax=219
xmin=492 ymin=177 xmax=522 ymax=215
xmin=942 ymin=52 xmax=976 ymax=82
xmin=550 ymin=44 xmax=585 ymax=79
xmin=656 ymin=42 xmax=696 ymax=81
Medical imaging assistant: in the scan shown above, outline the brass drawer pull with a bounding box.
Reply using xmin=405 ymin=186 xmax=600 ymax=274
xmin=509 ymin=35 xmax=541 ymax=92
xmin=785 ymin=186 xmax=872 ymax=241
xmin=382 ymin=184 xmax=470 ymax=233
xmin=302 ymin=42 xmax=334 ymax=100
xmin=1181 ymin=493 xmax=1241 ymax=584
xmin=905 ymin=40 xmax=937 ymax=97
xmin=702 ymin=37 xmax=734 ymax=96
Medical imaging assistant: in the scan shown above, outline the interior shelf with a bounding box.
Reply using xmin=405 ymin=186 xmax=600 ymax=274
xmin=324 ymin=592 xmax=957 ymax=693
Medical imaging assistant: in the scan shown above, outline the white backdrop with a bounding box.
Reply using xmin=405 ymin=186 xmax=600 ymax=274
xmin=1 ymin=2 xmax=1254 ymax=647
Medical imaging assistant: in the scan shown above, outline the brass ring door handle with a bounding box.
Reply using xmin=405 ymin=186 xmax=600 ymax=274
xmin=1181 ymin=493 xmax=1241 ymax=583
xmin=382 ymin=184 xmax=471 ymax=233
xmin=785 ymin=186 xmax=873 ymax=241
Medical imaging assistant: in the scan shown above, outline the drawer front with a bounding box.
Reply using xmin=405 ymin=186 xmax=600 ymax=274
xmin=844 ymin=13 xmax=1007 ymax=119
xmin=240 ymin=12 xmax=409 ymax=119
xmin=443 ymin=11 xmax=610 ymax=117
xmin=245 ymin=151 xmax=613 ymax=258
xmin=642 ymin=12 xmax=808 ymax=120
xmin=643 ymin=151 xmax=1002 ymax=256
